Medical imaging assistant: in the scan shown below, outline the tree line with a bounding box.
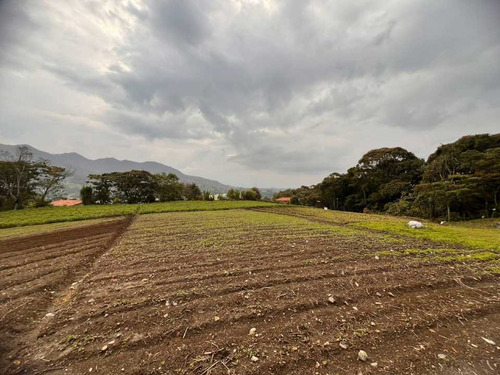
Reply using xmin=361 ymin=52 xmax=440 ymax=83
xmin=80 ymin=172 xmax=264 ymax=204
xmin=0 ymin=146 xmax=72 ymax=210
xmin=226 ymin=187 xmax=262 ymax=201
xmin=80 ymin=171 xmax=207 ymax=204
xmin=275 ymin=133 xmax=500 ymax=221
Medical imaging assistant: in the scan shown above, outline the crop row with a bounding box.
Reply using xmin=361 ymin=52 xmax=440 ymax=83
xmin=0 ymin=200 xmax=275 ymax=228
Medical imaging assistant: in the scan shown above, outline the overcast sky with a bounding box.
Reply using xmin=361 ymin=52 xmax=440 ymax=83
xmin=0 ymin=0 xmax=499 ymax=187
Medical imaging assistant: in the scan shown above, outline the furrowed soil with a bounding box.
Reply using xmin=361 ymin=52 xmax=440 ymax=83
xmin=1 ymin=208 xmax=499 ymax=375
xmin=0 ymin=216 xmax=134 ymax=372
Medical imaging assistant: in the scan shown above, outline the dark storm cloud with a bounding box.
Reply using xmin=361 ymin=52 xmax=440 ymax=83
xmin=1 ymin=0 xmax=499 ymax=185
xmin=149 ymin=0 xmax=211 ymax=46
xmin=0 ymin=0 xmax=39 ymax=68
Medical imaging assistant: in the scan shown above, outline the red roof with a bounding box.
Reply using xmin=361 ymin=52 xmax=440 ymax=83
xmin=50 ymin=199 xmax=83 ymax=207
xmin=275 ymin=197 xmax=291 ymax=202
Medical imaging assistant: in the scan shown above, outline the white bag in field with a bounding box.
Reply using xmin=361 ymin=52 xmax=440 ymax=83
xmin=408 ymin=220 xmax=424 ymax=229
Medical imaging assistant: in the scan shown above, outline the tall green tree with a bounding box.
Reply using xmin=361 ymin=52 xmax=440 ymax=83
xmin=112 ymin=170 xmax=157 ymax=204
xmin=80 ymin=186 xmax=94 ymax=205
xmin=0 ymin=146 xmax=41 ymax=209
xmin=227 ymin=188 xmax=241 ymax=200
xmin=352 ymin=147 xmax=424 ymax=210
xmin=250 ymin=187 xmax=262 ymax=200
xmin=183 ymin=183 xmax=202 ymax=200
xmin=37 ymin=163 xmax=73 ymax=202
xmin=87 ymin=174 xmax=114 ymax=204
xmin=155 ymin=173 xmax=183 ymax=202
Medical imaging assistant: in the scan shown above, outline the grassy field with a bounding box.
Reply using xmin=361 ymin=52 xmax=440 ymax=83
xmin=0 ymin=200 xmax=276 ymax=228
xmin=0 ymin=204 xmax=139 ymax=228
xmin=138 ymin=200 xmax=275 ymax=214
xmin=256 ymin=206 xmax=500 ymax=251
xmin=3 ymin=206 xmax=498 ymax=374
xmin=0 ymin=217 xmax=125 ymax=239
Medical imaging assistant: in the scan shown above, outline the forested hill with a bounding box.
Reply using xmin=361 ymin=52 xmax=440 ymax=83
xmin=0 ymin=144 xmax=234 ymax=196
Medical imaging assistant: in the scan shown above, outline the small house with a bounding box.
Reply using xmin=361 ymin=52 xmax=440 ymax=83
xmin=50 ymin=199 xmax=83 ymax=207
xmin=275 ymin=197 xmax=291 ymax=204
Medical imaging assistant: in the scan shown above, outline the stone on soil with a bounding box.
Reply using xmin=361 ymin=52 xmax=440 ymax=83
xmin=358 ymin=350 xmax=368 ymax=361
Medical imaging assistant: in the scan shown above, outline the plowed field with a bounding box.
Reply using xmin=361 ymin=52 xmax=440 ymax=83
xmin=0 ymin=217 xmax=134 ymax=371
xmin=1 ymin=208 xmax=499 ymax=374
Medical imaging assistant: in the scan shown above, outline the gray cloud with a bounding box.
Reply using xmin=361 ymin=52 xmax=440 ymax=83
xmin=1 ymin=0 xmax=499 ymax=187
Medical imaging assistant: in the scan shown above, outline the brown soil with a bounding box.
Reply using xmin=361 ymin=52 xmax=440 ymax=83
xmin=0 ymin=216 xmax=134 ymax=372
xmin=1 ymin=209 xmax=499 ymax=375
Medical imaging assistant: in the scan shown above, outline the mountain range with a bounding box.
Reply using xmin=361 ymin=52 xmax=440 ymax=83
xmin=0 ymin=143 xmax=279 ymax=199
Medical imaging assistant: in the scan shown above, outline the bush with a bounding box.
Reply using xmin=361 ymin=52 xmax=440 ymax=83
xmin=384 ymin=200 xmax=411 ymax=216
xmin=242 ymin=189 xmax=258 ymax=200
xmin=80 ymin=186 xmax=94 ymax=205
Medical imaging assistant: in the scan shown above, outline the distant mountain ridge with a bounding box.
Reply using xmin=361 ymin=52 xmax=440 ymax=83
xmin=0 ymin=143 xmax=236 ymax=198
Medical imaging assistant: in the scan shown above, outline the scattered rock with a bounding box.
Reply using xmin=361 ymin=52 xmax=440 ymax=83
xmin=214 ymin=316 xmax=220 ymax=322
xmin=88 ymin=298 xmax=95 ymax=304
xmin=374 ymin=255 xmax=380 ymax=260
xmin=438 ymin=353 xmax=446 ymax=360
xmin=45 ymin=312 xmax=55 ymax=318
xmin=358 ymin=350 xmax=368 ymax=362
xmin=328 ymin=296 xmax=336 ymax=304
xmin=129 ymin=333 xmax=145 ymax=343
xmin=370 ymin=362 xmax=378 ymax=367
xmin=249 ymin=327 xmax=257 ymax=335
xmin=339 ymin=342 xmax=348 ymax=350
xmin=101 ymin=345 xmax=108 ymax=352
xmin=251 ymin=355 xmax=259 ymax=362
xmin=481 ymin=337 xmax=496 ymax=346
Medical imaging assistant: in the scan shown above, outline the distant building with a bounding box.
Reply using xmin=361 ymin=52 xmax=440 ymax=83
xmin=275 ymin=197 xmax=291 ymax=204
xmin=50 ymin=199 xmax=83 ymax=207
